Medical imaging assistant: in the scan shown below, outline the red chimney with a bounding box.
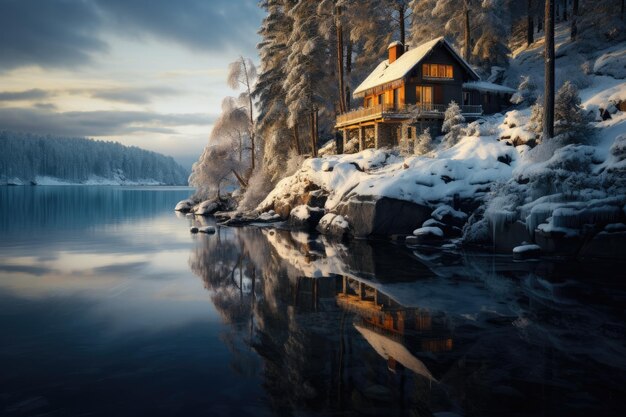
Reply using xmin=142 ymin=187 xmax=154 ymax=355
xmin=388 ymin=41 xmax=404 ymax=64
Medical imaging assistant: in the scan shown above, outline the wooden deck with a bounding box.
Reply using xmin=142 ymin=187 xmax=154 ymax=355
xmin=336 ymin=103 xmax=483 ymax=128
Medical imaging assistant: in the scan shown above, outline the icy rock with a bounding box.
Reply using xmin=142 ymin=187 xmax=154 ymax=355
xmin=578 ymin=231 xmax=626 ymax=259
xmin=288 ymin=205 xmax=325 ymax=231
xmin=593 ymin=49 xmax=626 ymax=79
xmin=189 ymin=226 xmax=199 ymax=234
xmin=175 ymin=199 xmax=195 ymax=212
xmin=198 ymin=226 xmax=216 ymax=234
xmin=316 ymin=213 xmax=350 ymax=240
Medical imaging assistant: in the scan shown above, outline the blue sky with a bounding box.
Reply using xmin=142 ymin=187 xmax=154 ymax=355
xmin=0 ymin=0 xmax=264 ymax=169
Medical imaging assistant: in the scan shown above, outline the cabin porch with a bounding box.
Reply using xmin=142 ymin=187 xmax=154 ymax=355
xmin=336 ymin=103 xmax=482 ymax=151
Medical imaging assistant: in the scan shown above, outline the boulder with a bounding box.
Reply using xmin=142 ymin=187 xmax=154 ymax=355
xmin=316 ymin=213 xmax=350 ymax=240
xmin=189 ymin=226 xmax=199 ymax=234
xmin=198 ymin=226 xmax=216 ymax=234
xmin=431 ymin=205 xmax=468 ymax=228
xmin=578 ymin=231 xmax=626 ymax=259
xmin=336 ymin=197 xmax=431 ymax=238
xmin=193 ymin=199 xmax=220 ymax=216
xmin=288 ymin=205 xmax=325 ymax=232
xmin=534 ymin=229 xmax=582 ymax=256
xmin=422 ymin=218 xmax=462 ymax=237
xmin=490 ymin=220 xmax=534 ymax=253
xmin=175 ymin=199 xmax=195 ymax=212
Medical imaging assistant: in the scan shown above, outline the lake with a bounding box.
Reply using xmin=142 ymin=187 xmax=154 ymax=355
xmin=0 ymin=186 xmax=625 ymax=417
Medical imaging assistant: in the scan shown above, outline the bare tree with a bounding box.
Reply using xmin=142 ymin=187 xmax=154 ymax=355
xmin=571 ymin=0 xmax=579 ymax=40
xmin=543 ymin=0 xmax=555 ymax=140
xmin=227 ymin=57 xmax=258 ymax=175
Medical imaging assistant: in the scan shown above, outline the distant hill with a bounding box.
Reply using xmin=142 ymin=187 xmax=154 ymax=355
xmin=0 ymin=131 xmax=189 ymax=185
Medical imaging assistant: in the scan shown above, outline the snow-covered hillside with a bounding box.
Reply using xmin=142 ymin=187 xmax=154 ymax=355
xmin=248 ymin=26 xmax=626 ymax=259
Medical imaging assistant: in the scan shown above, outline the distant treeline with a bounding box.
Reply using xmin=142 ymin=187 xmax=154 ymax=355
xmin=0 ymin=131 xmax=189 ymax=185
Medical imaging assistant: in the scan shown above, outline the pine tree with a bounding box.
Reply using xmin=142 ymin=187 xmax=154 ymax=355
xmin=442 ymin=101 xmax=466 ymax=148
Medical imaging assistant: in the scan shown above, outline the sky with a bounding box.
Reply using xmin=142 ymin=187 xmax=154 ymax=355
xmin=0 ymin=0 xmax=265 ymax=170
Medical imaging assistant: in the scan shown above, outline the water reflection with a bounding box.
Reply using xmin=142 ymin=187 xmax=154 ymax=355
xmin=189 ymin=225 xmax=626 ymax=417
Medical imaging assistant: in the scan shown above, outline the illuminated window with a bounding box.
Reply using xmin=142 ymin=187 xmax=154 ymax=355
xmin=365 ymin=97 xmax=372 ymax=107
xmin=416 ymin=86 xmax=433 ymax=104
xmin=422 ymin=63 xmax=453 ymax=79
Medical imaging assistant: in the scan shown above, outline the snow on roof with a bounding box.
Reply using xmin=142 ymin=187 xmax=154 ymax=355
xmin=463 ymin=81 xmax=516 ymax=94
xmin=353 ymin=37 xmax=480 ymax=98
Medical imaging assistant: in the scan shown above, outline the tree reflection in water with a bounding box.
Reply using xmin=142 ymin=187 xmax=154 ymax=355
xmin=188 ymin=222 xmax=626 ymax=417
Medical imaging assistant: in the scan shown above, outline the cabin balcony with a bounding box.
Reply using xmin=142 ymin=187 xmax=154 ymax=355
xmin=335 ymin=103 xmax=483 ymax=128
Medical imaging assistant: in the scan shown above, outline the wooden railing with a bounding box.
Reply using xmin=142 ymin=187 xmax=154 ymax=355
xmin=336 ymin=103 xmax=483 ymax=126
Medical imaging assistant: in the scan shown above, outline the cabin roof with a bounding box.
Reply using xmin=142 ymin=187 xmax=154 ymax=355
xmin=353 ymin=37 xmax=481 ymax=98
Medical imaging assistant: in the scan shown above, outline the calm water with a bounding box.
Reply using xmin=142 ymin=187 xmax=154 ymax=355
xmin=0 ymin=186 xmax=625 ymax=417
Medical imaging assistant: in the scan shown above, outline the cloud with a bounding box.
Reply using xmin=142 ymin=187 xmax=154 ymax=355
xmin=0 ymin=0 xmax=263 ymax=71
xmin=0 ymin=0 xmax=107 ymax=70
xmin=0 ymin=89 xmax=52 ymax=101
xmin=89 ymin=86 xmax=179 ymax=104
xmin=0 ymin=107 xmax=215 ymax=137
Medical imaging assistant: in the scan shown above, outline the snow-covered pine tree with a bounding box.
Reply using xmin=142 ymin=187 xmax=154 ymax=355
xmin=511 ymin=75 xmax=538 ymax=105
xmin=415 ymin=128 xmax=433 ymax=155
xmin=283 ymin=0 xmax=330 ymax=156
xmin=255 ymin=0 xmax=294 ymax=184
xmin=554 ymin=81 xmax=590 ymax=141
xmin=442 ymin=101 xmax=466 ymax=148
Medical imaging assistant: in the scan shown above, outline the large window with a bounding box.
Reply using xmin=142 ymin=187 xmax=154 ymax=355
xmin=422 ymin=63 xmax=453 ymax=79
xmin=416 ymin=86 xmax=433 ymax=104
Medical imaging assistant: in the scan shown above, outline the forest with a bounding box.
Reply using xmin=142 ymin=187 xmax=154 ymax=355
xmin=190 ymin=0 xmax=625 ymax=209
xmin=0 ymin=131 xmax=189 ymax=185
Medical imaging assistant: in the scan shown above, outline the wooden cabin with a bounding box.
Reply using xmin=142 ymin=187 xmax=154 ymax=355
xmin=336 ymin=37 xmax=515 ymax=151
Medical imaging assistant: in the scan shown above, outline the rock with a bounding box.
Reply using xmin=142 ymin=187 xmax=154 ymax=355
xmin=193 ymin=199 xmax=220 ymax=216
xmin=258 ymin=210 xmax=282 ymax=223
xmin=431 ymin=205 xmax=468 ymax=228
xmin=578 ymin=231 xmax=626 ymax=259
xmin=512 ymin=243 xmax=541 ymax=260
xmin=422 ymin=218 xmax=462 ymax=237
xmin=175 ymin=199 xmax=195 ymax=212
xmin=316 ymin=213 xmax=350 ymax=240
xmin=198 ymin=226 xmax=216 ymax=234
xmin=336 ymin=197 xmax=430 ymax=238
xmin=534 ymin=228 xmax=582 ymax=256
xmin=190 ymin=226 xmax=199 ymax=234
xmin=302 ymin=189 xmax=328 ymax=208
xmin=288 ymin=205 xmax=325 ymax=232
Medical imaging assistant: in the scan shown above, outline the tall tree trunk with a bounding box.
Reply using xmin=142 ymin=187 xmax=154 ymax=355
xmin=398 ymin=4 xmax=406 ymax=47
xmin=622 ymin=0 xmax=624 ymax=20
xmin=293 ymin=124 xmax=301 ymax=155
xmin=314 ymin=108 xmax=319 ymax=157
xmin=346 ymin=39 xmax=352 ymax=111
xmin=571 ymin=0 xmax=578 ymax=40
xmin=544 ymin=0 xmax=555 ymax=140
xmin=309 ymin=110 xmax=318 ymax=157
xmin=528 ymin=0 xmax=535 ymax=45
xmin=335 ymin=4 xmax=346 ymax=114
xmin=562 ymin=0 xmax=567 ymax=21
xmin=463 ymin=2 xmax=471 ymax=62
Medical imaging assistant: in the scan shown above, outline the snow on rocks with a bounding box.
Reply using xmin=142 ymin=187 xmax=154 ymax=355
xmin=512 ymin=243 xmax=541 ymax=259
xmin=258 ymin=210 xmax=281 ymax=222
xmin=288 ymin=205 xmax=325 ymax=231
